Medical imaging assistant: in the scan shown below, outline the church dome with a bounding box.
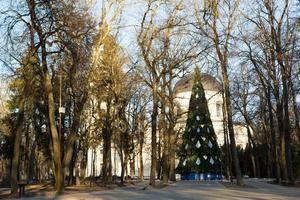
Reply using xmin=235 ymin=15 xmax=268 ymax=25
xmin=175 ymin=73 xmax=222 ymax=93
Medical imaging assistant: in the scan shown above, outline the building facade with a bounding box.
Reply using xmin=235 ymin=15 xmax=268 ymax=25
xmin=174 ymin=73 xmax=248 ymax=148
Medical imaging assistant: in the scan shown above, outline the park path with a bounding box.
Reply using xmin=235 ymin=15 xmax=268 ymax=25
xmin=244 ymin=179 xmax=300 ymax=199
xmin=14 ymin=179 xmax=300 ymax=200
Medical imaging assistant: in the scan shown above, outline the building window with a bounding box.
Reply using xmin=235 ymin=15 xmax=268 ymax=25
xmin=216 ymin=103 xmax=222 ymax=117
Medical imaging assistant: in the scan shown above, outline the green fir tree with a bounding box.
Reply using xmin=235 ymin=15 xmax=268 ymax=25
xmin=176 ymin=67 xmax=222 ymax=179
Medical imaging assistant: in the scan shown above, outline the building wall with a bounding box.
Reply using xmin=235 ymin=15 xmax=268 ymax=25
xmin=85 ymin=133 xmax=153 ymax=178
xmin=175 ymin=89 xmax=224 ymax=143
xmin=175 ymin=88 xmax=248 ymax=148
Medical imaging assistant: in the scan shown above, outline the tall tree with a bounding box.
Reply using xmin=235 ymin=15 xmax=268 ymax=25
xmin=240 ymin=0 xmax=299 ymax=183
xmin=138 ymin=0 xmax=199 ymax=184
xmin=9 ymin=61 xmax=36 ymax=196
xmin=193 ymin=0 xmax=244 ymax=185
xmin=90 ymin=13 xmax=127 ymax=185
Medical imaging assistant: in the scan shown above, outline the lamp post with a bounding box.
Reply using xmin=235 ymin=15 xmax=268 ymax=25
xmin=58 ymin=74 xmax=65 ymax=146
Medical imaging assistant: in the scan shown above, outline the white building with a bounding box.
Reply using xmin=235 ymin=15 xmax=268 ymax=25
xmin=174 ymin=72 xmax=248 ymax=148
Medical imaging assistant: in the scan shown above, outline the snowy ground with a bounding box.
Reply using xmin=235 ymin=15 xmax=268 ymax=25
xmin=9 ymin=179 xmax=300 ymax=200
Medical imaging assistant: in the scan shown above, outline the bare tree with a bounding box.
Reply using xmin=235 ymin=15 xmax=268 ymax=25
xmin=240 ymin=0 xmax=299 ymax=183
xmin=193 ymin=0 xmax=243 ymax=185
xmin=232 ymin=66 xmax=261 ymax=178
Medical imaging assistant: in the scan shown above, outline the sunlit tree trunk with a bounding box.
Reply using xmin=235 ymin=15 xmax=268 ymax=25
xmin=157 ymin=114 xmax=162 ymax=180
xmin=130 ymin=156 xmax=135 ymax=179
xmin=11 ymin=94 xmax=25 ymax=196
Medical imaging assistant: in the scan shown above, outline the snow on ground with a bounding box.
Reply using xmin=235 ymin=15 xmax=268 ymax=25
xmin=10 ymin=179 xmax=300 ymax=200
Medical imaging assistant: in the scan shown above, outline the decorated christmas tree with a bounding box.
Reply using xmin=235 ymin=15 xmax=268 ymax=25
xmin=176 ymin=67 xmax=222 ymax=180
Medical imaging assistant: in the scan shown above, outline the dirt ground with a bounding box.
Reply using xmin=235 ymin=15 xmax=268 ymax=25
xmin=0 ymin=181 xmax=130 ymax=199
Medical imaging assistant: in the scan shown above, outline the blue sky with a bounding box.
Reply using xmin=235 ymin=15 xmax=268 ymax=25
xmin=90 ymin=0 xmax=145 ymax=52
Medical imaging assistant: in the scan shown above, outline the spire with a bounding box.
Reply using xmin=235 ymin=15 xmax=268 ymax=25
xmin=194 ymin=65 xmax=202 ymax=83
xmin=101 ymin=0 xmax=106 ymax=22
xmin=100 ymin=0 xmax=108 ymax=34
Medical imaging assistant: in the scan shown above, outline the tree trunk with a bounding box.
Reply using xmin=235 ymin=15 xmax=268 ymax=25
xmin=10 ymin=94 xmax=25 ymax=196
xmin=249 ymin=43 xmax=281 ymax=181
xmin=246 ymin=125 xmax=256 ymax=178
xmin=222 ymin=92 xmax=231 ymax=180
xmin=168 ymin=128 xmax=176 ymax=181
xmin=91 ymin=148 xmax=96 ymax=182
xmin=162 ymin=127 xmax=169 ymax=184
xmin=102 ymin=123 xmax=112 ymax=185
xmin=44 ymin=57 xmax=64 ymax=193
xmin=275 ymin=101 xmax=288 ymax=180
xmin=62 ymin=99 xmax=86 ymax=183
xmin=107 ymin=134 xmax=112 ymax=183
xmin=120 ymin=140 xmax=125 ymax=185
xmin=6 ymin=159 xmax=11 ymax=185
xmin=27 ymin=0 xmax=64 ymax=193
xmin=35 ymin=152 xmax=40 ymax=182
xmin=266 ymin=86 xmax=281 ymax=182
xmin=210 ymin=7 xmax=243 ymax=183
xmin=150 ymin=83 xmax=158 ymax=186
xmin=130 ymin=156 xmax=135 ymax=179
xmin=68 ymin=144 xmax=77 ymax=185
xmin=29 ymin=142 xmax=37 ymax=180
xmin=74 ymin=145 xmax=80 ymax=186
xmin=24 ymin=123 xmax=31 ymax=181
xmin=138 ymin=130 xmax=144 ymax=182
xmin=282 ymin=77 xmax=294 ymax=183
xmin=255 ymin=147 xmax=261 ymax=178
xmin=161 ymin=72 xmax=169 ymax=184
xmin=102 ymin=130 xmax=108 ymax=186
xmin=102 ymin=99 xmax=113 ymax=185
xmin=80 ymin=148 xmax=87 ymax=179
xmin=291 ymin=82 xmax=300 ymax=144
xmin=157 ymin=121 xmax=162 ymax=180
xmin=221 ymin=64 xmax=243 ymax=186
xmin=75 ymin=162 xmax=80 ymax=186
xmin=124 ymin=151 xmax=129 ymax=179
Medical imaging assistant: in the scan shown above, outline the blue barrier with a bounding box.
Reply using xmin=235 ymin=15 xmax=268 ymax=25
xmin=181 ymin=173 xmax=223 ymax=180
